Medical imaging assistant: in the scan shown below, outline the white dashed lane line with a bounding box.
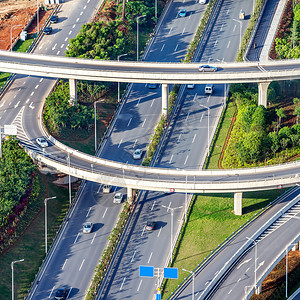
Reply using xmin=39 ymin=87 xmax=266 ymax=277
xmin=76 ymin=17 xmax=80 ymax=22
xmin=137 ymin=279 xmax=142 ymax=292
xmin=161 ymin=44 xmax=165 ymax=51
xmin=79 ymin=259 xmax=85 ymax=271
xmin=83 ymin=5 xmax=87 ymax=9
xmin=74 ymin=233 xmax=80 ymax=244
xmin=72 ymin=24 xmax=76 ymax=29
xmin=65 ymin=37 xmax=68 ymax=42
xmin=26 ymin=98 xmax=30 ymax=103
xmin=52 ymin=43 xmax=57 ymax=50
xmin=80 ymin=11 xmax=83 ymax=15
xmin=30 ymin=91 xmax=34 ymax=96
xmin=61 ymin=44 xmax=65 ymax=48
xmin=120 ymin=277 xmax=126 ymax=290
xmin=39 ymin=78 xmax=43 ymax=82
xmin=147 ymin=252 xmax=153 ymax=263
xmin=57 ymin=51 xmax=60 ymax=55
xmin=62 ymin=259 xmax=67 ymax=269
xmin=69 ymin=30 xmax=72 ymax=35
xmin=35 ymin=84 xmax=39 ymax=89
xmin=102 ymin=207 xmax=108 ymax=218
xmin=174 ymin=44 xmax=178 ymax=52
xmin=91 ymin=233 xmax=96 ymax=244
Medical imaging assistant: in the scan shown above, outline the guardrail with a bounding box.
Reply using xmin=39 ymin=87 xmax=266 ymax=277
xmin=167 ymin=186 xmax=298 ymax=299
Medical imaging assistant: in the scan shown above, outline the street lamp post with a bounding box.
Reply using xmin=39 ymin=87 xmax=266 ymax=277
xmin=94 ymin=99 xmax=104 ymax=152
xmin=44 ymin=196 xmax=56 ymax=253
xmin=199 ymin=104 xmax=210 ymax=157
xmin=67 ymin=153 xmax=71 ymax=204
xmin=182 ymin=268 xmax=195 ymax=300
xmin=117 ymin=53 xmax=128 ymax=103
xmin=11 ymin=259 xmax=24 ymax=300
xmin=155 ymin=0 xmax=158 ymax=20
xmin=162 ymin=204 xmax=183 ymax=263
xmin=36 ymin=0 xmax=39 ymax=35
xmin=232 ymin=19 xmax=242 ymax=50
xmin=286 ymin=243 xmax=298 ymax=298
xmin=137 ymin=15 xmax=146 ymax=61
xmin=246 ymin=237 xmax=258 ymax=290
xmin=11 ymin=24 xmax=22 ymax=51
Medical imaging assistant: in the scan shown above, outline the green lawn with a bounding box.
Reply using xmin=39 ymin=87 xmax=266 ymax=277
xmin=14 ymin=38 xmax=34 ymax=52
xmin=162 ymin=189 xmax=287 ymax=299
xmin=0 ymin=173 xmax=71 ymax=299
xmin=0 ymin=73 xmax=10 ymax=89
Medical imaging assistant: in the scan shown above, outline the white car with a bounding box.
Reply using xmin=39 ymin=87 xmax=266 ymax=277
xmin=83 ymin=222 xmax=93 ymax=233
xmin=133 ymin=149 xmax=142 ymax=160
xmin=187 ymin=84 xmax=195 ymax=89
xmin=103 ymin=184 xmax=111 ymax=193
xmin=36 ymin=137 xmax=48 ymax=148
xmin=113 ymin=192 xmax=123 ymax=204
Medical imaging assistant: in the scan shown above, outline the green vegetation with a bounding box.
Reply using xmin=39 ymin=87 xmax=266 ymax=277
xmin=222 ymin=83 xmax=300 ymax=168
xmin=0 ymin=73 xmax=10 ymax=89
xmin=0 ymin=172 xmax=70 ymax=299
xmin=14 ymin=38 xmax=34 ymax=53
xmin=162 ymin=189 xmax=287 ymax=299
xmin=273 ymin=0 xmax=300 ymax=59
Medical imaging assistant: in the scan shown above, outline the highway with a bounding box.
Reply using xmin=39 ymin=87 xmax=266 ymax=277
xmin=97 ymin=0 xmax=258 ymax=299
xmin=23 ymin=0 xmax=210 ymax=298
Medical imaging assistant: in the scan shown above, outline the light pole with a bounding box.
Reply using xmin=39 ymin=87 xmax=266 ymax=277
xmin=137 ymin=15 xmax=146 ymax=61
xmin=199 ymin=104 xmax=210 ymax=157
xmin=94 ymin=99 xmax=104 ymax=152
xmin=286 ymin=243 xmax=298 ymax=298
xmin=232 ymin=19 xmax=242 ymax=50
xmin=11 ymin=259 xmax=24 ymax=300
xmin=246 ymin=237 xmax=257 ymax=290
xmin=155 ymin=0 xmax=158 ymax=21
xmin=117 ymin=53 xmax=128 ymax=103
xmin=182 ymin=268 xmax=195 ymax=300
xmin=67 ymin=153 xmax=71 ymax=204
xmin=11 ymin=24 xmax=22 ymax=51
xmin=36 ymin=0 xmax=39 ymax=35
xmin=44 ymin=196 xmax=56 ymax=253
xmin=162 ymin=204 xmax=183 ymax=263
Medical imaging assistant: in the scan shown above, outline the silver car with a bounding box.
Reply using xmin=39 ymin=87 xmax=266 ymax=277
xmin=83 ymin=222 xmax=93 ymax=233
xmin=198 ymin=65 xmax=217 ymax=72
xmin=133 ymin=149 xmax=142 ymax=160
xmin=113 ymin=192 xmax=123 ymax=204
xmin=36 ymin=137 xmax=48 ymax=147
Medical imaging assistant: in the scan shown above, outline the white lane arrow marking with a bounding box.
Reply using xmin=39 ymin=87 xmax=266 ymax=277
xmin=0 ymin=100 xmax=5 ymax=108
xmin=29 ymin=102 xmax=35 ymax=109
xmin=237 ymin=258 xmax=252 ymax=269
xmin=256 ymin=261 xmax=265 ymax=271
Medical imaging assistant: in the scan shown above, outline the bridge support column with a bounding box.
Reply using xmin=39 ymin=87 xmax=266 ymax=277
xmin=162 ymin=83 xmax=168 ymax=116
xmin=255 ymin=284 xmax=262 ymax=294
xmin=234 ymin=192 xmax=243 ymax=215
xmin=292 ymin=242 xmax=299 ymax=251
xmin=69 ymin=78 xmax=77 ymax=105
xmin=127 ymin=187 xmax=133 ymax=204
xmin=258 ymin=82 xmax=270 ymax=108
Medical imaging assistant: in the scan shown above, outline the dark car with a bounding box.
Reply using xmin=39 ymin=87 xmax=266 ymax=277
xmin=50 ymin=15 xmax=58 ymax=23
xmin=44 ymin=27 xmax=52 ymax=35
xmin=55 ymin=288 xmax=68 ymax=300
xmin=145 ymin=221 xmax=156 ymax=231
xmin=198 ymin=65 xmax=217 ymax=72
xmin=148 ymin=83 xmax=158 ymax=89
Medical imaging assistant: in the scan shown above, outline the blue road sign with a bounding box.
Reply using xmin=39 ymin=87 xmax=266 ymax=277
xmin=156 ymin=293 xmax=161 ymax=300
xmin=164 ymin=267 xmax=178 ymax=279
xmin=139 ymin=265 xmax=154 ymax=277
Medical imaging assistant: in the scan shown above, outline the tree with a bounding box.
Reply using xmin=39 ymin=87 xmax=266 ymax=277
xmin=276 ymin=108 xmax=286 ymax=132
xmin=293 ymin=97 xmax=300 ymax=124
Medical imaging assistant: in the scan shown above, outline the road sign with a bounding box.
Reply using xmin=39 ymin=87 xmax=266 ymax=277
xmin=164 ymin=267 xmax=178 ymax=279
xmin=278 ymin=184 xmax=283 ymax=189
xmin=139 ymin=266 xmax=154 ymax=277
xmin=156 ymin=294 xmax=161 ymax=300
xmin=170 ymin=188 xmax=175 ymax=193
xmin=4 ymin=125 xmax=17 ymax=135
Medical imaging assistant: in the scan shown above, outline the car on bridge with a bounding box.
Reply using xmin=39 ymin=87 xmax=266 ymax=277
xmin=198 ymin=65 xmax=217 ymax=72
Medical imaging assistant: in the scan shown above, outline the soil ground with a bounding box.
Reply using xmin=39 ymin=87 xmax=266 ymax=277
xmin=0 ymin=0 xmax=53 ymax=50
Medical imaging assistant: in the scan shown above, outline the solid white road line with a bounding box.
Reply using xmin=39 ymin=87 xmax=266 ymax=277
xmin=137 ymin=279 xmax=143 ymax=291
xmin=79 ymin=259 xmax=85 ymax=271
xmin=62 ymin=259 xmax=67 ymax=270
xmin=49 ymin=286 xmax=55 ymax=298
xmin=86 ymin=207 xmax=91 ymax=217
xmin=151 ymin=201 xmax=156 ymax=211
xmin=14 ymin=101 xmax=20 ymax=108
xmin=91 ymin=233 xmax=96 ymax=244
xmin=120 ymin=277 xmax=126 ymax=290
xmin=184 ymin=155 xmax=189 ymax=165
xmin=102 ymin=207 xmax=108 ymax=218
xmin=157 ymin=227 xmax=162 ymax=237
xmin=148 ymin=252 xmax=153 ymax=263
xmin=118 ymin=138 xmax=123 ymax=148
xmin=192 ymin=134 xmax=196 ymax=143
xmin=131 ymin=251 xmax=136 ymax=262
xmin=74 ymin=233 xmax=80 ymax=244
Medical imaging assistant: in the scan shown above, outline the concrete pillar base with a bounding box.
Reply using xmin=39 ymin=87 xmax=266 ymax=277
xmin=127 ymin=187 xmax=133 ymax=204
xmin=255 ymin=284 xmax=262 ymax=294
xmin=69 ymin=78 xmax=77 ymax=105
xmin=258 ymin=82 xmax=270 ymax=108
xmin=162 ymin=83 xmax=168 ymax=116
xmin=234 ymin=192 xmax=243 ymax=215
